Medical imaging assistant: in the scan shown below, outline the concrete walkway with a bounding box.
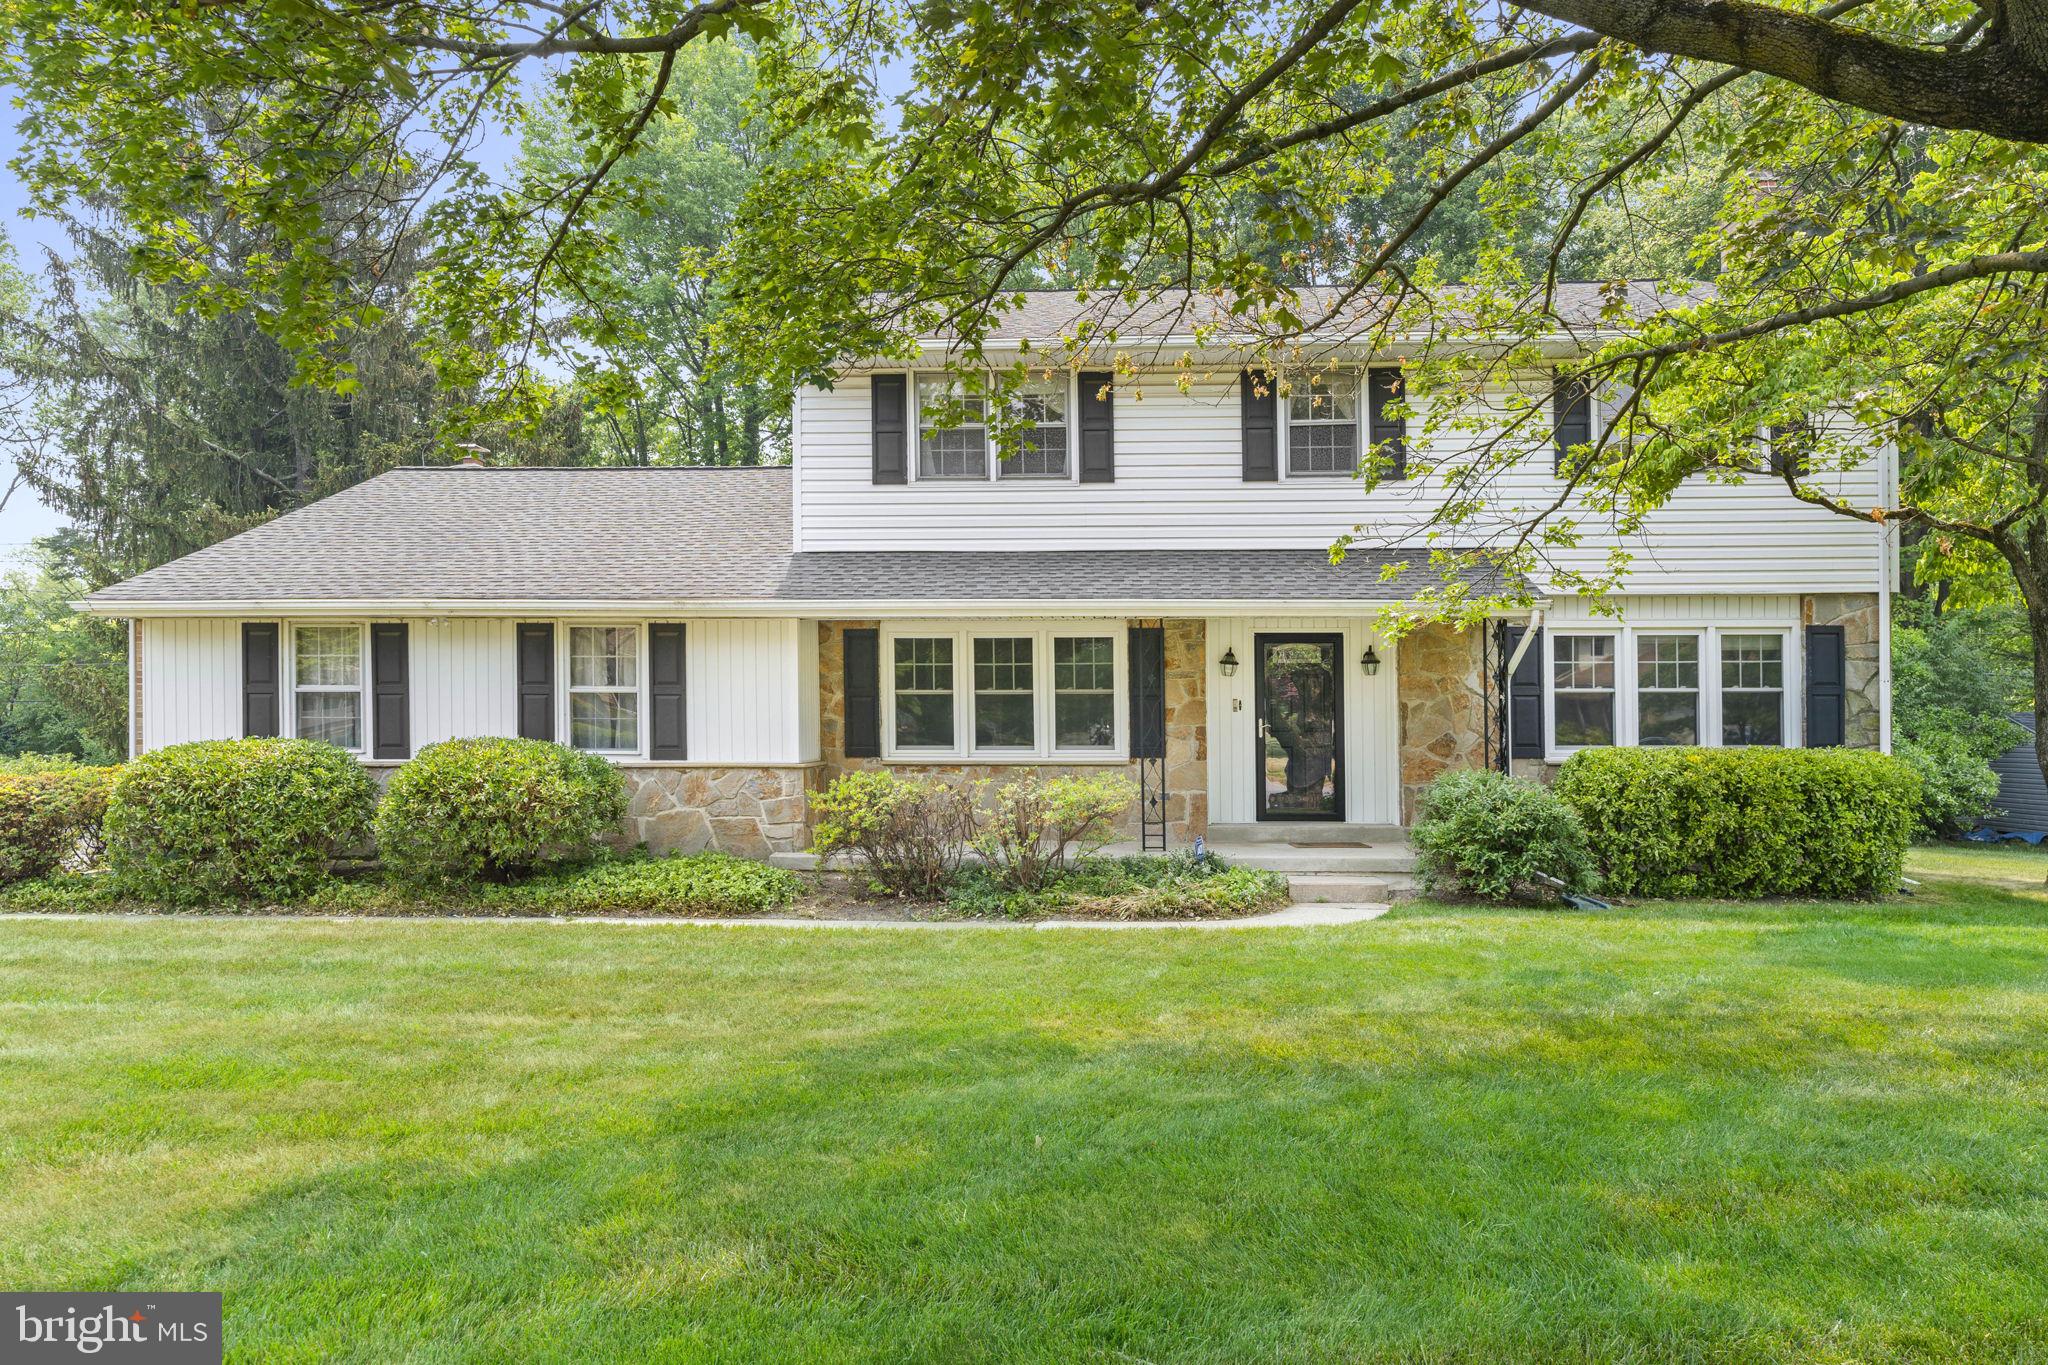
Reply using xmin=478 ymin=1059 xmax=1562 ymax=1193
xmin=3 ymin=904 xmax=1392 ymax=929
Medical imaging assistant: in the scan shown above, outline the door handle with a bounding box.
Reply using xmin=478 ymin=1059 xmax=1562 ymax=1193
xmin=1257 ymin=719 xmax=1270 ymax=741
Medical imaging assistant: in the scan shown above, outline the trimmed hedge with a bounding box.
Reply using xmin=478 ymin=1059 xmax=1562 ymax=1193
xmin=1554 ymin=747 xmax=1920 ymax=900
xmin=374 ymin=737 xmax=626 ymax=886
xmin=0 ymin=766 xmax=118 ymax=883
xmin=105 ymin=740 xmax=376 ymax=904
xmin=1412 ymin=768 xmax=1596 ymax=902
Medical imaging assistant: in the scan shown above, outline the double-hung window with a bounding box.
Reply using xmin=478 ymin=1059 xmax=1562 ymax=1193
xmin=1720 ymin=634 xmax=1785 ymax=745
xmin=1287 ymin=371 xmax=1360 ymax=475
xmin=1000 ymin=379 xmax=1069 ymax=478
xmin=916 ymin=376 xmax=989 ymax=480
xmin=293 ymin=624 xmax=363 ymax=750
xmin=569 ymin=625 xmax=640 ymax=753
xmin=893 ymin=636 xmax=957 ymax=750
xmin=1636 ymin=634 xmax=1700 ymax=746
xmin=885 ymin=625 xmax=1121 ymax=759
xmin=1551 ymin=634 xmax=1616 ymax=747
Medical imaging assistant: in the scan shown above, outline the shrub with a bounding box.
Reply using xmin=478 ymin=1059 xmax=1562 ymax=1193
xmin=809 ymin=769 xmax=976 ymax=899
xmin=1896 ymin=733 xmax=2004 ymax=839
xmin=0 ymin=766 xmax=118 ymax=882
xmin=948 ymin=852 xmax=1288 ymax=919
xmin=1411 ymin=768 xmax=1596 ymax=903
xmin=971 ymin=772 xmax=1136 ymax=891
xmin=105 ymin=739 xmax=376 ymax=904
xmin=0 ymin=753 xmax=88 ymax=775
xmin=375 ymin=737 xmax=627 ymax=886
xmin=470 ymin=850 xmax=805 ymax=916
xmin=1554 ymin=746 xmax=1920 ymax=900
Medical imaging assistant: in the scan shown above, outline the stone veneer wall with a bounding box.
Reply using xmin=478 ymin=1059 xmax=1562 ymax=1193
xmin=1395 ymin=622 xmax=1490 ymax=823
xmin=816 ymin=619 xmax=1209 ymax=846
xmin=1804 ymin=592 xmax=1882 ymax=748
xmin=618 ymin=766 xmax=820 ymax=857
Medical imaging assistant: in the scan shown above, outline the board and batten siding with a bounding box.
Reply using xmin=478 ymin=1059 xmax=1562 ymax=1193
xmin=793 ymin=373 xmax=1891 ymax=595
xmin=1203 ymin=615 xmax=1400 ymax=826
xmin=134 ymin=615 xmax=818 ymax=764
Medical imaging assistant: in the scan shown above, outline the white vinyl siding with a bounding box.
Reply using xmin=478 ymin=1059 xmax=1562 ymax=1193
xmin=795 ymin=373 xmax=1891 ymax=595
xmin=135 ymin=616 xmax=818 ymax=765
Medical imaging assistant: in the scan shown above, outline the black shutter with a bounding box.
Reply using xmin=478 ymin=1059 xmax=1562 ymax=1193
xmin=1806 ymin=625 xmax=1845 ymax=747
xmin=516 ymin=623 xmax=555 ymax=742
xmin=843 ymin=627 xmax=881 ymax=758
xmin=1552 ymin=374 xmax=1593 ymax=474
xmin=1128 ymin=625 xmax=1166 ymax=759
xmin=871 ymin=374 xmax=908 ymax=485
xmin=648 ymin=623 xmax=687 ymax=760
xmin=371 ymin=623 xmax=410 ymax=760
xmin=1507 ymin=625 xmax=1544 ymax=759
xmin=241 ymin=622 xmax=279 ymax=738
xmin=1078 ymin=371 xmax=1115 ymax=483
xmin=1368 ymin=367 xmax=1407 ymax=479
xmin=1240 ymin=369 xmax=1278 ymax=481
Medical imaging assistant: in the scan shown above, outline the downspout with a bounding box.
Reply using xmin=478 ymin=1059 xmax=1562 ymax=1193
xmin=1877 ymin=441 xmax=1896 ymax=754
xmin=1503 ymin=608 xmax=1545 ymax=677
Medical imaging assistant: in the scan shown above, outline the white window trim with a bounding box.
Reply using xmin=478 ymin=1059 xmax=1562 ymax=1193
xmin=907 ymin=371 xmax=1082 ymax=486
xmin=1542 ymin=621 xmax=1799 ymax=762
xmin=561 ymin=621 xmax=648 ymax=759
xmin=879 ymin=621 xmax=1127 ymax=762
xmin=1718 ymin=630 xmax=1793 ymax=749
xmin=1279 ymin=368 xmax=1364 ymax=479
xmin=1633 ymin=631 xmax=1704 ymax=747
xmin=285 ymin=620 xmax=369 ymax=755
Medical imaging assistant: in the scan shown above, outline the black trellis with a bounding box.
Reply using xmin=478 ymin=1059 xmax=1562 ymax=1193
xmin=1483 ymin=619 xmax=1511 ymax=773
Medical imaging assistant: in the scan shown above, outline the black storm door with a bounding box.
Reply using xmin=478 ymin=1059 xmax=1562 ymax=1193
xmin=1255 ymin=633 xmax=1344 ymax=821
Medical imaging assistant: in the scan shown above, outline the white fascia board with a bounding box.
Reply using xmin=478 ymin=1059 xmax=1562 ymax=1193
xmin=79 ymin=596 xmax=1509 ymax=620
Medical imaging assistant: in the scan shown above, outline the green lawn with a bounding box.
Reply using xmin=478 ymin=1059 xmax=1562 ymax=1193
xmin=4 ymin=854 xmax=2047 ymax=1362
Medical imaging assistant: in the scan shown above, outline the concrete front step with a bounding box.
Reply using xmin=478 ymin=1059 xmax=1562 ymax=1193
xmin=1206 ymin=822 xmax=1408 ymax=847
xmin=1286 ymin=872 xmax=1409 ymax=904
xmin=1205 ymin=843 xmax=1417 ymax=875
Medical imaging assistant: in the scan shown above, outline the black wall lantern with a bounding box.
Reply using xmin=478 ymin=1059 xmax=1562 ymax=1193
xmin=1360 ymin=646 xmax=1381 ymax=676
xmin=1219 ymin=647 xmax=1239 ymax=677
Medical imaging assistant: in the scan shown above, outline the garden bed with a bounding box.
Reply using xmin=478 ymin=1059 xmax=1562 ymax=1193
xmin=0 ymin=850 xmax=1290 ymax=921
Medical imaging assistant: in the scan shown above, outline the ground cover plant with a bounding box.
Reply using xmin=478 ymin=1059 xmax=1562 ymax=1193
xmin=946 ymin=852 xmax=1288 ymax=920
xmin=0 ymin=843 xmax=2043 ymax=1362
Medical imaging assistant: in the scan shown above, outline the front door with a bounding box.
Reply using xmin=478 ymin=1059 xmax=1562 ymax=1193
xmin=1255 ymin=633 xmax=1344 ymax=821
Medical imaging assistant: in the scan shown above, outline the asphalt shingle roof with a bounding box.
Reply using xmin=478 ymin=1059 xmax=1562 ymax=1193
xmin=85 ymin=466 xmax=1513 ymax=609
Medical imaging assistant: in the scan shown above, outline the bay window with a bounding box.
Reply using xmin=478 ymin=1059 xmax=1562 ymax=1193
xmin=569 ymin=625 xmax=640 ymax=752
xmin=1721 ymin=633 xmax=1785 ymax=746
xmin=884 ymin=625 xmax=1121 ymax=759
xmin=1551 ymin=634 xmax=1616 ymax=747
xmin=1635 ymin=634 xmax=1700 ymax=746
xmin=293 ymin=624 xmax=363 ymax=750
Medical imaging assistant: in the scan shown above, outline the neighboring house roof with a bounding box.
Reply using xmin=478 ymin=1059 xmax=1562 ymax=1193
xmin=898 ymin=282 xmax=1707 ymax=348
xmin=83 ymin=466 xmax=1517 ymax=613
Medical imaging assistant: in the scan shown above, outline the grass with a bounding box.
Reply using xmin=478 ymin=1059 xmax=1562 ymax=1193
xmin=2 ymin=846 xmax=2046 ymax=1362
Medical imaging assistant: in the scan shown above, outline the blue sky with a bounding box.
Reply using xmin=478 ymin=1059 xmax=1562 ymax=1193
xmin=1 ymin=83 xmax=72 ymax=557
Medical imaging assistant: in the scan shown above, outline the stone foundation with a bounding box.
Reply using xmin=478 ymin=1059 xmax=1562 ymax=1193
xmin=817 ymin=619 xmax=1209 ymax=846
xmin=617 ymin=765 xmax=822 ymax=856
xmin=1394 ymin=622 xmax=1490 ymax=823
xmin=1803 ymin=592 xmax=1882 ymax=748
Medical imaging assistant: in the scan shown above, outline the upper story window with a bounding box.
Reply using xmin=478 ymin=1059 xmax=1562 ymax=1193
xmin=916 ymin=376 xmax=989 ymax=480
xmin=883 ymin=624 xmax=1122 ymax=760
xmin=1000 ymin=379 xmax=1069 ymax=479
xmin=1552 ymin=373 xmax=1595 ymax=474
xmin=1287 ymin=372 xmax=1361 ymax=475
xmin=568 ymin=625 xmax=640 ymax=753
xmin=293 ymin=624 xmax=364 ymax=751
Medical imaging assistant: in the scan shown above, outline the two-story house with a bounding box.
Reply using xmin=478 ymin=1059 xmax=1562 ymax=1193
xmin=82 ymin=288 xmax=1895 ymax=858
